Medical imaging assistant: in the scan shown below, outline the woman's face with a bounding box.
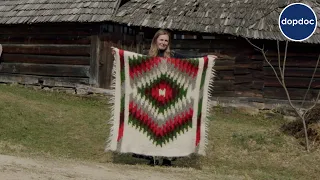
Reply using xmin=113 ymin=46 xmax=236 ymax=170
xmin=156 ymin=34 xmax=169 ymax=50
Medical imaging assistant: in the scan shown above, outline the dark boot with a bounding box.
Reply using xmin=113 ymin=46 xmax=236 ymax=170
xmin=148 ymin=158 xmax=159 ymax=166
xmin=161 ymin=158 xmax=172 ymax=166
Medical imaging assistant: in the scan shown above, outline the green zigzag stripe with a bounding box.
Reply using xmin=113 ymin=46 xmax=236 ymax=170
xmin=128 ymin=55 xmax=200 ymax=72
xmin=200 ymin=65 xmax=208 ymax=88
xmin=128 ymin=55 xmax=149 ymax=67
xmin=128 ymin=115 xmax=192 ymax=147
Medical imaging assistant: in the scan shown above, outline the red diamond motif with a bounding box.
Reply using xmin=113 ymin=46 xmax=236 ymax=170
xmin=150 ymin=81 xmax=173 ymax=105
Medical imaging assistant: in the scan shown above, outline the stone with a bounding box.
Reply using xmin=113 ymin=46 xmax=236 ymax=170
xmin=251 ymin=102 xmax=265 ymax=110
xmin=43 ymin=87 xmax=52 ymax=92
xmin=76 ymin=89 xmax=88 ymax=95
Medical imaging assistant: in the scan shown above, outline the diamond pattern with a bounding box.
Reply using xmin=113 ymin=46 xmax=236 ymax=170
xmin=127 ymin=55 xmax=200 ymax=146
xmin=137 ymin=73 xmax=187 ymax=113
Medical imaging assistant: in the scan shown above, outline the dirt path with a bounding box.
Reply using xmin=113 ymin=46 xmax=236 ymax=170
xmin=0 ymin=154 xmax=217 ymax=180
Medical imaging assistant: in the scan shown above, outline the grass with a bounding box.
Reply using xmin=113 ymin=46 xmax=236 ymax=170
xmin=0 ymin=83 xmax=320 ymax=179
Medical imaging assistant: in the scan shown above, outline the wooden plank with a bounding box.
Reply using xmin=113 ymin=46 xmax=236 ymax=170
xmin=99 ymin=40 xmax=115 ymax=89
xmin=2 ymin=44 xmax=90 ymax=56
xmin=234 ymin=68 xmax=250 ymax=75
xmin=263 ymin=87 xmax=319 ymax=100
xmin=1 ymin=54 xmax=90 ymax=65
xmin=0 ymin=35 xmax=90 ymax=45
xmin=214 ymin=65 xmax=234 ymax=71
xmin=0 ymin=23 xmax=100 ymax=35
xmin=215 ymin=63 xmax=263 ymax=72
xmin=0 ymin=63 xmax=89 ymax=77
xmin=251 ymin=52 xmax=319 ymax=62
xmin=235 ymin=55 xmax=253 ymax=63
xmin=234 ymin=90 xmax=263 ymax=98
xmin=264 ymin=76 xmax=320 ymax=88
xmin=234 ymin=82 xmax=252 ymax=90
xmin=252 ymin=81 xmax=264 ymax=90
xmin=215 ymin=70 xmax=234 ymax=80
xmin=215 ymin=60 xmax=234 ymax=66
xmin=235 ymin=74 xmax=253 ymax=84
xmin=89 ymin=35 xmax=101 ymax=87
xmin=234 ymin=81 xmax=264 ymax=90
xmin=212 ymin=80 xmax=234 ymax=91
xmin=236 ymin=61 xmax=263 ymax=70
xmin=75 ymin=84 xmax=112 ymax=95
xmin=211 ymin=90 xmax=263 ymax=98
xmin=211 ymin=90 xmax=236 ymax=97
xmin=262 ymin=58 xmax=320 ymax=68
xmin=252 ymin=70 xmax=264 ymax=79
xmin=0 ymin=73 xmax=89 ymax=87
xmin=264 ymin=67 xmax=320 ymax=78
xmin=264 ymin=51 xmax=319 ymax=57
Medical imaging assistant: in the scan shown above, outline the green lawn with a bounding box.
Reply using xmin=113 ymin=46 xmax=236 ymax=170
xmin=0 ymin=84 xmax=319 ymax=180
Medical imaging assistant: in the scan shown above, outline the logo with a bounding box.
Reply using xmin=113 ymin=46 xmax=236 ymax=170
xmin=279 ymin=3 xmax=317 ymax=42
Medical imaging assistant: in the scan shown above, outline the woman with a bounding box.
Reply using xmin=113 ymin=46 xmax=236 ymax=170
xmin=148 ymin=29 xmax=217 ymax=59
xmin=112 ymin=29 xmax=217 ymax=166
xmin=145 ymin=29 xmax=218 ymax=166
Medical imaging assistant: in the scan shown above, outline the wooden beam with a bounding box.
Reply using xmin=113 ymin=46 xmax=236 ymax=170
xmin=264 ymin=87 xmax=319 ymax=100
xmin=0 ymin=35 xmax=90 ymax=45
xmin=264 ymin=67 xmax=320 ymax=78
xmin=89 ymin=35 xmax=101 ymax=87
xmin=264 ymin=76 xmax=320 ymax=88
xmin=2 ymin=44 xmax=90 ymax=56
xmin=0 ymin=63 xmax=89 ymax=77
xmin=1 ymin=54 xmax=90 ymax=65
xmin=0 ymin=73 xmax=89 ymax=87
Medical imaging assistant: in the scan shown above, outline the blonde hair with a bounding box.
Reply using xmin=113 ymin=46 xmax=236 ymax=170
xmin=148 ymin=29 xmax=171 ymax=58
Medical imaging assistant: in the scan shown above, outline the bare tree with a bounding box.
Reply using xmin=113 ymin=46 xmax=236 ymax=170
xmin=245 ymin=38 xmax=320 ymax=152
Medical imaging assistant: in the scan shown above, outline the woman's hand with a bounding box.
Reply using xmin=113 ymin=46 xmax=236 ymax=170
xmin=111 ymin=46 xmax=116 ymax=55
xmin=207 ymin=55 xmax=218 ymax=60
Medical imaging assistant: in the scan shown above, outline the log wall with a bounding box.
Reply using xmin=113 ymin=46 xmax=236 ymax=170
xmin=0 ymin=23 xmax=96 ymax=87
xmin=255 ymin=41 xmax=320 ymax=101
xmin=0 ymin=23 xmax=319 ymax=102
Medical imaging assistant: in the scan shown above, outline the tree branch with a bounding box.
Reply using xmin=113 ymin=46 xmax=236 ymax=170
xmin=302 ymin=54 xmax=320 ymax=109
xmin=245 ymin=38 xmax=283 ymax=86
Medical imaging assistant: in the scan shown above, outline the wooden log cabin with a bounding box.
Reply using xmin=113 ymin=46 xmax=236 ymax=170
xmin=0 ymin=0 xmax=319 ymax=106
xmin=0 ymin=0 xmax=138 ymax=89
xmin=113 ymin=0 xmax=320 ymax=104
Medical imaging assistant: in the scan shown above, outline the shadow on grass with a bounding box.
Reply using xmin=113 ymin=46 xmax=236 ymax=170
xmin=111 ymin=152 xmax=202 ymax=169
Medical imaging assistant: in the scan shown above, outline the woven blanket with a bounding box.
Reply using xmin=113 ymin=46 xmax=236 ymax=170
xmin=106 ymin=48 xmax=215 ymax=157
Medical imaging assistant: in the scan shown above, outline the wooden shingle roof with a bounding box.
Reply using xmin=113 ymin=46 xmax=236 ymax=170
xmin=0 ymin=0 xmax=319 ymax=43
xmin=0 ymin=0 xmax=118 ymax=24
xmin=114 ymin=0 xmax=320 ymax=44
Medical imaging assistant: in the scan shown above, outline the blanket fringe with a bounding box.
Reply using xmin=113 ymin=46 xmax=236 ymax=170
xmin=204 ymin=59 xmax=216 ymax=155
xmin=105 ymin=53 xmax=117 ymax=151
